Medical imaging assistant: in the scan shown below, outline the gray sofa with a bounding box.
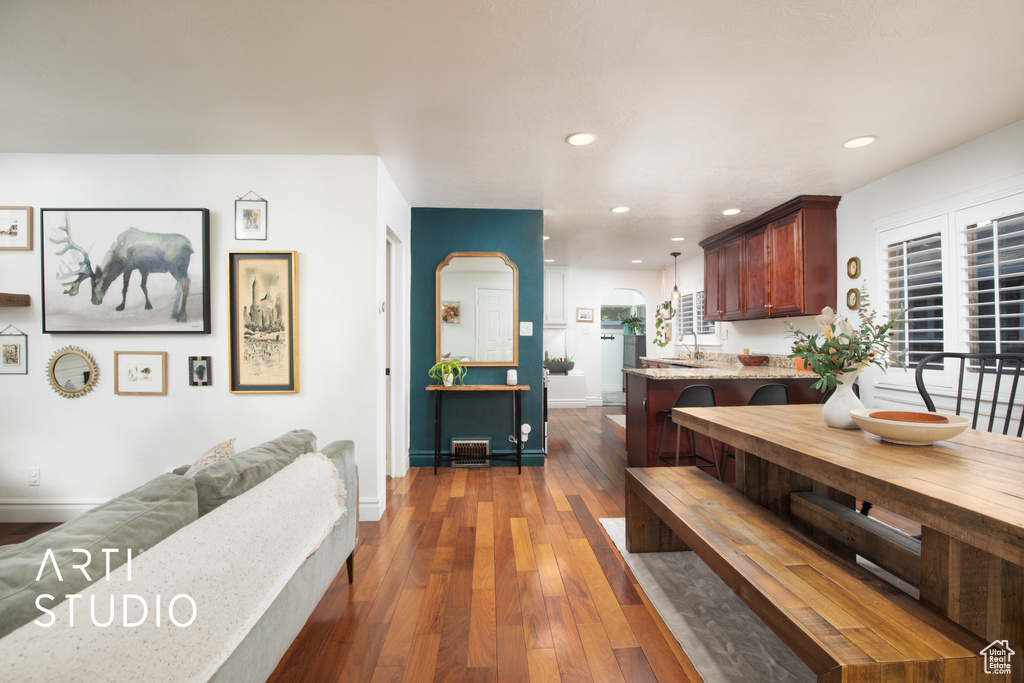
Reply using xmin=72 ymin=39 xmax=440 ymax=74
xmin=0 ymin=429 xmax=358 ymax=682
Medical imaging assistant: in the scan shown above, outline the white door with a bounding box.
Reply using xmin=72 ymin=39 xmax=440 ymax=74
xmin=476 ymin=287 xmax=513 ymax=361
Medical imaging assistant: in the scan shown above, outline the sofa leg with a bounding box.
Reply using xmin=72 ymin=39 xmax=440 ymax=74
xmin=346 ymin=551 xmax=354 ymax=584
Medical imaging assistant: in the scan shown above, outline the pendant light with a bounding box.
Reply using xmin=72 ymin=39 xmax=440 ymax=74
xmin=670 ymin=252 xmax=681 ymax=300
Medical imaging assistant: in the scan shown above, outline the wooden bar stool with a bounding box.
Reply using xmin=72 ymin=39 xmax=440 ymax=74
xmin=656 ymin=384 xmax=720 ymax=479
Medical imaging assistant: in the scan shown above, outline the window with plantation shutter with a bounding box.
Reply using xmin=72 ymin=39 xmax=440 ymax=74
xmin=884 ymin=232 xmax=944 ymax=369
xmin=679 ymin=291 xmax=715 ymax=336
xmin=963 ymin=210 xmax=1024 ymax=356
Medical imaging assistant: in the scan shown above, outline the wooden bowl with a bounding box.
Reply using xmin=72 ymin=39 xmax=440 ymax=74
xmin=869 ymin=411 xmax=949 ymax=424
xmin=737 ymin=354 xmax=767 ymax=366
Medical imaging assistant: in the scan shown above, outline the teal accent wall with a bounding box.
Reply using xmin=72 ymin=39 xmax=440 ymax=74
xmin=410 ymin=208 xmax=544 ymax=467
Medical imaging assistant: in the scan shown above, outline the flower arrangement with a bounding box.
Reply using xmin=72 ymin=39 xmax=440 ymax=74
xmin=784 ymin=287 xmax=907 ymax=393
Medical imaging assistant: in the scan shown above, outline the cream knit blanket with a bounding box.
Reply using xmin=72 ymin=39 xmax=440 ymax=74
xmin=0 ymin=452 xmax=346 ymax=682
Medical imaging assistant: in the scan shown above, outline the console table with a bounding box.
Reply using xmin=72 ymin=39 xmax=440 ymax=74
xmin=426 ymin=385 xmax=530 ymax=474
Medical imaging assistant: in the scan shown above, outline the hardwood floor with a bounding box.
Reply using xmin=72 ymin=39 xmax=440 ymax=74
xmin=269 ymin=406 xmax=702 ymax=682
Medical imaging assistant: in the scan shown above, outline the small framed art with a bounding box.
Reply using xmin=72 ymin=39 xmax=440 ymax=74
xmin=235 ymin=199 xmax=267 ymax=240
xmin=228 ymin=251 xmax=298 ymax=393
xmin=847 ymin=257 xmax=861 ymax=279
xmin=189 ymin=356 xmax=211 ymax=386
xmin=576 ymin=307 xmax=594 ymax=323
xmin=0 ymin=207 xmax=32 ymax=251
xmin=115 ymin=351 xmax=168 ymax=395
xmin=0 ymin=326 xmax=28 ymax=375
xmin=846 ymin=288 xmax=861 ymax=310
xmin=441 ymin=301 xmax=460 ymax=324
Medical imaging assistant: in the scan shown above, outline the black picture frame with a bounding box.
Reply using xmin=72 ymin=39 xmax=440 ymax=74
xmin=189 ymin=356 xmax=211 ymax=386
xmin=40 ymin=209 xmax=211 ymax=334
xmin=228 ymin=251 xmax=298 ymax=393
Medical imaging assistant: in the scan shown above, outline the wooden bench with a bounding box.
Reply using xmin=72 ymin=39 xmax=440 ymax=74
xmin=625 ymin=467 xmax=1000 ymax=682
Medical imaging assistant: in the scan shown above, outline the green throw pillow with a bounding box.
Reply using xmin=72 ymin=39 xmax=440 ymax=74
xmin=191 ymin=429 xmax=316 ymax=516
xmin=0 ymin=473 xmax=198 ymax=638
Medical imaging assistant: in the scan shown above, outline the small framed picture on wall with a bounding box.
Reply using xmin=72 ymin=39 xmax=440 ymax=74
xmin=0 ymin=207 xmax=33 ymax=251
xmin=576 ymin=307 xmax=594 ymax=323
xmin=189 ymin=356 xmax=211 ymax=386
xmin=0 ymin=327 xmax=28 ymax=375
xmin=115 ymin=351 xmax=168 ymax=395
xmin=235 ymin=199 xmax=267 ymax=240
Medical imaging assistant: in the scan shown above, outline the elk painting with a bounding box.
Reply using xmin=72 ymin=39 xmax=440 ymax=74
xmin=41 ymin=209 xmax=211 ymax=334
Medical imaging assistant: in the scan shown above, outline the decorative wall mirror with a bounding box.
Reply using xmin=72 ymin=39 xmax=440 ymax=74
xmin=436 ymin=252 xmax=519 ymax=366
xmin=47 ymin=346 xmax=99 ymax=398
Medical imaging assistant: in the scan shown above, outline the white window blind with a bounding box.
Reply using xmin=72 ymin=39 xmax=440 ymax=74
xmin=679 ymin=291 xmax=714 ymax=336
xmin=963 ymin=210 xmax=1024 ymax=356
xmin=884 ymin=232 xmax=944 ymax=369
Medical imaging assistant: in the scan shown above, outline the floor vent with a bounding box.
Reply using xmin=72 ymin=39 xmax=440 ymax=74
xmin=451 ymin=439 xmax=490 ymax=468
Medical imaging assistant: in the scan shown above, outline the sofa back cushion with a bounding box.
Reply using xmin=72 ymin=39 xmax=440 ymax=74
xmin=0 ymin=473 xmax=198 ymax=639
xmin=192 ymin=429 xmax=316 ymax=517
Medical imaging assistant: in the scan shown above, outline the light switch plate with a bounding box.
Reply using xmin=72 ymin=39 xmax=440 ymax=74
xmin=520 ymin=322 xmax=533 ymax=336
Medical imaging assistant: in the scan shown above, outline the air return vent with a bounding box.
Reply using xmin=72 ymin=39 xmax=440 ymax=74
xmin=451 ymin=439 xmax=490 ymax=468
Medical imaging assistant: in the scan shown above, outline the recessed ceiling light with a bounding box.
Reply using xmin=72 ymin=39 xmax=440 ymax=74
xmin=843 ymin=135 xmax=877 ymax=149
xmin=631 ymin=259 xmax=642 ymax=263
xmin=543 ymin=235 xmax=550 ymax=240
xmin=545 ymin=259 xmax=555 ymax=263
xmin=671 ymin=237 xmax=685 ymax=242
xmin=611 ymin=206 xmax=630 ymax=214
xmin=723 ymin=208 xmax=741 ymax=216
xmin=566 ymin=132 xmax=596 ymax=146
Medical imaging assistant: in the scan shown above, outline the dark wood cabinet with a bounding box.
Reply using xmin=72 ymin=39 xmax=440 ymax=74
xmin=704 ymin=249 xmax=721 ymax=321
xmin=701 ymin=195 xmax=839 ymax=321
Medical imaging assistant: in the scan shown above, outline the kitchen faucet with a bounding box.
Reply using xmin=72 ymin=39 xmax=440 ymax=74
xmin=682 ymin=329 xmax=702 ymax=362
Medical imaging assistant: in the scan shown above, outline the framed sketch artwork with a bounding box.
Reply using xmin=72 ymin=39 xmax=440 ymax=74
xmin=40 ymin=209 xmax=211 ymax=334
xmin=228 ymin=252 xmax=298 ymax=393
xmin=0 ymin=326 xmax=28 ymax=375
xmin=114 ymin=351 xmax=168 ymax=395
xmin=0 ymin=207 xmax=32 ymax=251
xmin=234 ymin=199 xmax=268 ymax=240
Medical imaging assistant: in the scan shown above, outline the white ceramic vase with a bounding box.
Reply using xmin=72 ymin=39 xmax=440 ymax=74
xmin=822 ymin=367 xmax=864 ymax=429
xmin=443 ymin=372 xmax=454 ymax=387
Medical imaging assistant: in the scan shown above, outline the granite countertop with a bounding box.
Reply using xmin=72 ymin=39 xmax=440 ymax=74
xmin=629 ymin=356 xmax=819 ymax=380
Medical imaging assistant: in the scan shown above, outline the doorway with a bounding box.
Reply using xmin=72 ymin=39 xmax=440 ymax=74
xmin=600 ymin=288 xmax=647 ymax=405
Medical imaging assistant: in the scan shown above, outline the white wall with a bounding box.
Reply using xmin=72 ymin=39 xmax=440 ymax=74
xmin=0 ymin=154 xmax=410 ymax=522
xmin=837 ymin=119 xmax=1024 ymax=408
xmin=543 ymin=267 xmax=665 ymax=404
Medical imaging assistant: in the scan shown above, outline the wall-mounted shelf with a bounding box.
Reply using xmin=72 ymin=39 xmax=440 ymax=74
xmin=0 ymin=293 xmax=30 ymax=307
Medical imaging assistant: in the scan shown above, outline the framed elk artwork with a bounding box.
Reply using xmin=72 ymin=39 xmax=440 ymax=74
xmin=228 ymin=251 xmax=298 ymax=393
xmin=40 ymin=209 xmax=211 ymax=334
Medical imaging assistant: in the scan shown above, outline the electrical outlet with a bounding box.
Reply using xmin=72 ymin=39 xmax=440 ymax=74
xmin=28 ymin=468 xmax=40 ymax=486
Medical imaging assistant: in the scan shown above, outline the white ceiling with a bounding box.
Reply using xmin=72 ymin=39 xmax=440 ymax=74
xmin=2 ymin=1 xmax=1023 ymax=271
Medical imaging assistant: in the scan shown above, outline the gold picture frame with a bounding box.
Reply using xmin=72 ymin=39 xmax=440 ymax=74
xmin=114 ymin=351 xmax=168 ymax=395
xmin=0 ymin=207 xmax=32 ymax=251
xmin=228 ymin=251 xmax=298 ymax=393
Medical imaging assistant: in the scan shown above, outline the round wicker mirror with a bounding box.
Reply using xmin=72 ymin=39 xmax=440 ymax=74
xmin=47 ymin=346 xmax=99 ymax=399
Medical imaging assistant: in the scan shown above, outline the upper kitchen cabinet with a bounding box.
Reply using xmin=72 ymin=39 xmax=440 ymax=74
xmin=543 ymin=267 xmax=568 ymax=326
xmin=701 ymin=196 xmax=839 ymax=321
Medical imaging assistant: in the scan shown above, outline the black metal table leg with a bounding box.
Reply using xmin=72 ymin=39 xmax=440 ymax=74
xmin=514 ymin=389 xmax=522 ymax=474
xmin=434 ymin=390 xmax=442 ymax=474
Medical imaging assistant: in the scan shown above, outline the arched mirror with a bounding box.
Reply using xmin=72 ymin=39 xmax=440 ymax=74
xmin=47 ymin=346 xmax=99 ymax=399
xmin=436 ymin=252 xmax=518 ymax=366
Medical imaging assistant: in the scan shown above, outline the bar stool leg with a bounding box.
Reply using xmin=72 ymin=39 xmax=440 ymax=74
xmin=674 ymin=424 xmax=682 ymax=466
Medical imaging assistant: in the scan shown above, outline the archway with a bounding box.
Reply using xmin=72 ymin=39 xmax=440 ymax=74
xmin=600 ymin=288 xmax=647 ymax=405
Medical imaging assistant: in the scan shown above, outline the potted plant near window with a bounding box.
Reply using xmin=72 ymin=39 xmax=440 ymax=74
xmin=428 ymin=358 xmax=467 ymax=387
xmin=622 ymin=315 xmax=646 ymax=336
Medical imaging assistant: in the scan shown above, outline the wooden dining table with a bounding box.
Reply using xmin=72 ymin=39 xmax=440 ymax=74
xmin=672 ymin=403 xmax=1023 ymax=666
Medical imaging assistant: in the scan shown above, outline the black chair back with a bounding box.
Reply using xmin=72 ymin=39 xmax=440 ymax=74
xmin=747 ymin=383 xmax=790 ymax=406
xmin=915 ymin=352 xmax=1024 ymax=437
xmin=673 ymin=384 xmax=716 ymax=409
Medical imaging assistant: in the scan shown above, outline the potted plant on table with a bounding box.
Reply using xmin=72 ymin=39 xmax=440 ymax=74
xmin=428 ymin=358 xmax=467 ymax=387
xmin=784 ymin=287 xmax=907 ymax=429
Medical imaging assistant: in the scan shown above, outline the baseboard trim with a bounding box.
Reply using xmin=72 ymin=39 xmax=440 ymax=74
xmin=0 ymin=499 xmax=106 ymax=523
xmin=548 ymin=398 xmax=587 ymax=409
xmin=359 ymin=495 xmax=386 ymax=522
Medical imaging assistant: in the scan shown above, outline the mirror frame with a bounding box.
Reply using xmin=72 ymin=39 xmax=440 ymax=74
xmin=47 ymin=346 xmax=99 ymax=399
xmin=436 ymin=251 xmax=519 ymax=367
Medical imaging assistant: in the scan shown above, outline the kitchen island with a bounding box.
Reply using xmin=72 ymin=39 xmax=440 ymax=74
xmin=624 ymin=361 xmax=822 ymax=468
